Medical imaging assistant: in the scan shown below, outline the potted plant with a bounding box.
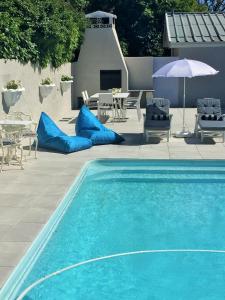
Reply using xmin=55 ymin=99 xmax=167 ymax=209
xmin=60 ymin=75 xmax=73 ymax=93
xmin=112 ymin=88 xmax=121 ymax=95
xmin=2 ymin=80 xmax=25 ymax=107
xmin=39 ymin=77 xmax=56 ymax=98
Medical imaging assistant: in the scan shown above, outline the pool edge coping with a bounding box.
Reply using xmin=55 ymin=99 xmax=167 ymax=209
xmin=0 ymin=159 xmax=95 ymax=300
xmin=1 ymin=158 xmax=225 ymax=298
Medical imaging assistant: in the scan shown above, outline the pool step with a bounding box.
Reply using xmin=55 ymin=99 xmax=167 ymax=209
xmin=86 ymin=169 xmax=225 ymax=183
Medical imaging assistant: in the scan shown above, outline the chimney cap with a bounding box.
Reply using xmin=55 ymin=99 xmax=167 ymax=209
xmin=85 ymin=11 xmax=117 ymax=19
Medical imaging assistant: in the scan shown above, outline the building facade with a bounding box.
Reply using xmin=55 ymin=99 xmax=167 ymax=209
xmin=164 ymin=12 xmax=225 ymax=108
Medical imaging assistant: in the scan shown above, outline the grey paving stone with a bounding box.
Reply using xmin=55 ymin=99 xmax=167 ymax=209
xmin=0 ymin=207 xmax=26 ymax=225
xmin=0 ymin=242 xmax=30 ymax=267
xmin=0 ymin=267 xmax=13 ymax=288
xmin=0 ymin=223 xmax=43 ymax=242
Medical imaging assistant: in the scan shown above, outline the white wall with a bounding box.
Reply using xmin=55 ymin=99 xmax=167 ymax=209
xmin=177 ymin=47 xmax=225 ymax=109
xmin=73 ymin=27 xmax=128 ymax=108
xmin=125 ymin=57 xmax=153 ymax=90
xmin=0 ymin=60 xmax=73 ymax=122
xmin=153 ymin=57 xmax=179 ymax=107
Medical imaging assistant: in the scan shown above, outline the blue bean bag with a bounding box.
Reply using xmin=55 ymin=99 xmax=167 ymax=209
xmin=75 ymin=105 xmax=124 ymax=145
xmin=37 ymin=112 xmax=92 ymax=153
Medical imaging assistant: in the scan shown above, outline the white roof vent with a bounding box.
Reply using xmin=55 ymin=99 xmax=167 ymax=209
xmin=85 ymin=11 xmax=117 ymax=19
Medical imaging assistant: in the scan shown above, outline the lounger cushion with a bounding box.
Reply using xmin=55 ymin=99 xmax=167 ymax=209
xmin=201 ymin=114 xmax=217 ymax=121
xmin=197 ymin=99 xmax=221 ymax=115
xmin=151 ymin=114 xmax=170 ymax=121
xmin=75 ymin=105 xmax=124 ymax=145
xmin=144 ymin=119 xmax=171 ymax=130
xmin=37 ymin=112 xmax=92 ymax=153
xmin=199 ymin=119 xmax=225 ymax=131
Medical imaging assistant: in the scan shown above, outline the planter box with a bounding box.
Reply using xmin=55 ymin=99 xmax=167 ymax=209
xmin=60 ymin=80 xmax=73 ymax=93
xmin=2 ymin=88 xmax=25 ymax=107
xmin=39 ymin=84 xmax=56 ymax=98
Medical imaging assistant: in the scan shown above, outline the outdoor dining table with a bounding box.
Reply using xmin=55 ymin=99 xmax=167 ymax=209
xmin=90 ymin=92 xmax=130 ymax=120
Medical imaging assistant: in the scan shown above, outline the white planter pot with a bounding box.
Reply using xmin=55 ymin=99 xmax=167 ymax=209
xmin=60 ymin=80 xmax=73 ymax=93
xmin=39 ymin=84 xmax=55 ymax=98
xmin=2 ymin=88 xmax=25 ymax=107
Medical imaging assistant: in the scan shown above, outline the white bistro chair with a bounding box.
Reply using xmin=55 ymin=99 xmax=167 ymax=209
xmin=124 ymin=90 xmax=143 ymax=121
xmin=0 ymin=129 xmax=24 ymax=172
xmin=82 ymin=90 xmax=98 ymax=108
xmin=82 ymin=91 xmax=89 ymax=105
xmin=97 ymin=93 xmax=115 ymax=121
xmin=4 ymin=112 xmax=38 ymax=159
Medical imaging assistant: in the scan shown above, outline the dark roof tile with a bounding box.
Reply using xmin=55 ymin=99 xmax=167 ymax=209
xmin=166 ymin=12 xmax=225 ymax=46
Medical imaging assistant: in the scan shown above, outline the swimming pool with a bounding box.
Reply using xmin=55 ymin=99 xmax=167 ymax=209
xmin=1 ymin=159 xmax=225 ymax=299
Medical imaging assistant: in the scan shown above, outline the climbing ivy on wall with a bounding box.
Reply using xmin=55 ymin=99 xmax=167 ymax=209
xmin=0 ymin=0 xmax=86 ymax=68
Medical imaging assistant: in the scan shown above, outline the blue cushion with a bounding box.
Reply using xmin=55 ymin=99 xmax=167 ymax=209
xmin=37 ymin=112 xmax=92 ymax=153
xmin=75 ymin=105 xmax=124 ymax=145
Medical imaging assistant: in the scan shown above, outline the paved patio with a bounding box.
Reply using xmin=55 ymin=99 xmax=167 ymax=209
xmin=1 ymin=108 xmax=225 ymax=288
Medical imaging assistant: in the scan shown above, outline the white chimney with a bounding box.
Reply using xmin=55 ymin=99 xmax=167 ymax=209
xmin=74 ymin=11 xmax=128 ymax=107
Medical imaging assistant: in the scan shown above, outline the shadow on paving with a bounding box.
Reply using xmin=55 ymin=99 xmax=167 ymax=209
xmin=59 ymin=117 xmax=74 ymax=123
xmin=185 ymin=136 xmax=216 ymax=145
xmin=36 ymin=147 xmax=68 ymax=155
xmin=120 ymin=133 xmax=143 ymax=146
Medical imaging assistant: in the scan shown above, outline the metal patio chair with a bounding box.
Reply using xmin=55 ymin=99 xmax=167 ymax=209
xmin=0 ymin=129 xmax=24 ymax=172
xmin=5 ymin=112 xmax=38 ymax=158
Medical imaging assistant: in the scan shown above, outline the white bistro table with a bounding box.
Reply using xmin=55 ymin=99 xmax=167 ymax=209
xmin=0 ymin=119 xmax=37 ymax=161
xmin=0 ymin=120 xmax=33 ymax=126
xmin=90 ymin=92 xmax=130 ymax=120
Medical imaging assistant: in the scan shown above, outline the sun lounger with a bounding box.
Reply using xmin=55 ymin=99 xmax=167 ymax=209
xmin=144 ymin=98 xmax=172 ymax=142
xmin=195 ymin=98 xmax=225 ymax=142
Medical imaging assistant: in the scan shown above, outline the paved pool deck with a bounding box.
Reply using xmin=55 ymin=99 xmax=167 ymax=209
xmin=1 ymin=108 xmax=225 ymax=288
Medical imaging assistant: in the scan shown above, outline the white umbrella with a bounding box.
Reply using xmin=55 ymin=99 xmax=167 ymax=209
xmin=152 ymin=59 xmax=219 ymax=137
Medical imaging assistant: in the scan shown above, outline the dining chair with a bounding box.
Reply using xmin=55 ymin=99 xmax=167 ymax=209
xmin=98 ymin=93 xmax=115 ymax=121
xmin=124 ymin=90 xmax=143 ymax=121
xmin=82 ymin=91 xmax=89 ymax=105
xmin=82 ymin=90 xmax=97 ymax=108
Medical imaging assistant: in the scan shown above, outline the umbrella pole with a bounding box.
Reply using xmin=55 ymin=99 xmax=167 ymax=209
xmin=175 ymin=77 xmax=192 ymax=138
xmin=182 ymin=77 xmax=186 ymax=132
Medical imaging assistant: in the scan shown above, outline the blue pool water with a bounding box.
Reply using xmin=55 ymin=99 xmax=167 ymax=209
xmin=5 ymin=160 xmax=225 ymax=299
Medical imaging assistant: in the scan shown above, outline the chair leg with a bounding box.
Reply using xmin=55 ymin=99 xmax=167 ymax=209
xmin=19 ymin=146 xmax=24 ymax=170
xmin=167 ymin=131 xmax=169 ymax=142
xmin=194 ymin=121 xmax=198 ymax=137
xmin=201 ymin=131 xmax=204 ymax=142
xmin=29 ymin=137 xmax=31 ymax=156
xmin=145 ymin=131 xmax=149 ymax=143
xmin=35 ymin=138 xmax=38 ymax=159
xmin=1 ymin=148 xmax=4 ymax=172
xmin=7 ymin=148 xmax=10 ymax=166
xmin=97 ymin=107 xmax=101 ymax=119
xmin=111 ymin=109 xmax=114 ymax=123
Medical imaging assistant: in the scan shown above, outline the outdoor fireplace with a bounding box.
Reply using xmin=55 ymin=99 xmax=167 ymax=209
xmin=100 ymin=70 xmax=122 ymax=90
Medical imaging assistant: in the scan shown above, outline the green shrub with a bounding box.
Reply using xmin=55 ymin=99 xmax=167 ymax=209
xmin=5 ymin=80 xmax=22 ymax=90
xmin=61 ymin=75 xmax=73 ymax=81
xmin=0 ymin=0 xmax=86 ymax=68
xmin=41 ymin=77 xmax=53 ymax=85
